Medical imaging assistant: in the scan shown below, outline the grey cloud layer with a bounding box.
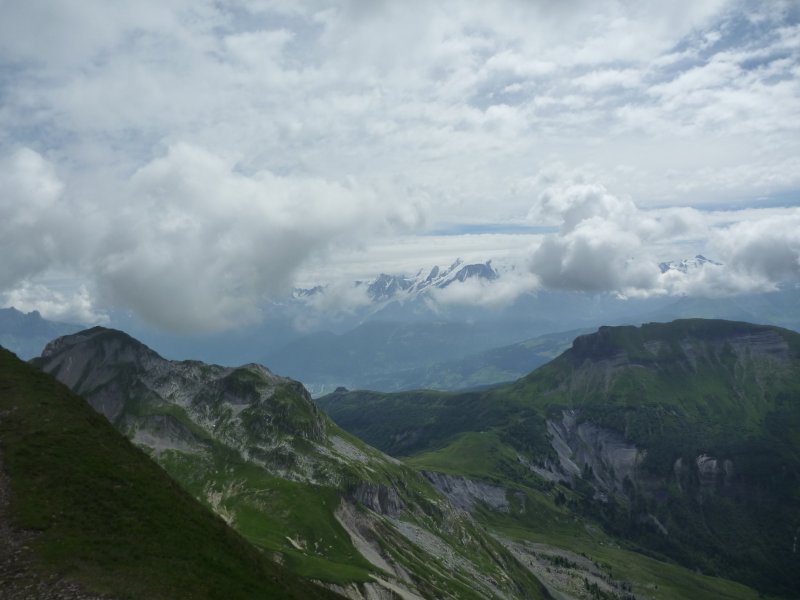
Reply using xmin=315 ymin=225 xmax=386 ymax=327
xmin=0 ymin=1 xmax=798 ymax=327
xmin=1 ymin=145 xmax=422 ymax=330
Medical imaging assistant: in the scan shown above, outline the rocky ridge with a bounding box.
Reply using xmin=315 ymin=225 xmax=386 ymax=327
xmin=34 ymin=327 xmax=549 ymax=600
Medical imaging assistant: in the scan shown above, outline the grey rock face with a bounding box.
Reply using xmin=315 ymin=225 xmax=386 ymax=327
xmin=34 ymin=327 xmax=329 ymax=473
xmin=531 ymin=410 xmax=645 ymax=501
xmin=422 ymin=471 xmax=510 ymax=513
xmin=349 ymin=482 xmax=405 ymax=516
xmin=694 ymin=454 xmax=735 ymax=490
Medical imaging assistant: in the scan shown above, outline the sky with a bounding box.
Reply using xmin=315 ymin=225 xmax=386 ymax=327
xmin=1 ymin=0 xmax=799 ymax=331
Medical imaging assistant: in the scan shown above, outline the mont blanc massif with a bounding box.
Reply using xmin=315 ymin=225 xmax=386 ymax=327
xmin=1 ymin=256 xmax=799 ymax=600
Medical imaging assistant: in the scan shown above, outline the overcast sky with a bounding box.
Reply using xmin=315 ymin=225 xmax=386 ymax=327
xmin=1 ymin=0 xmax=799 ymax=330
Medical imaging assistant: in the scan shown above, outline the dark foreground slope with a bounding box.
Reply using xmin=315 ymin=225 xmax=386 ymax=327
xmin=0 ymin=345 xmax=339 ymax=600
xmin=319 ymin=319 xmax=800 ymax=598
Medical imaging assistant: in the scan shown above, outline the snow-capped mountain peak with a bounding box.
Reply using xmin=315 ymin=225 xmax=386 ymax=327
xmin=658 ymin=255 xmax=722 ymax=274
xmin=360 ymin=259 xmax=499 ymax=302
xmin=294 ymin=259 xmax=500 ymax=305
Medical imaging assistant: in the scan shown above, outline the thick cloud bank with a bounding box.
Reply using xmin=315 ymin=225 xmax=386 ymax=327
xmin=0 ymin=146 xmax=423 ymax=330
xmin=0 ymin=149 xmax=68 ymax=288
xmin=526 ymin=178 xmax=799 ymax=298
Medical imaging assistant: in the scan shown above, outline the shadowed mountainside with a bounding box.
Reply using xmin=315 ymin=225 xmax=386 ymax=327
xmin=318 ymin=319 xmax=800 ymax=598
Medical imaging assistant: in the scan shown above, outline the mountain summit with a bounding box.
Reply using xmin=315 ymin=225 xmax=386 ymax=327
xmin=658 ymin=254 xmax=722 ymax=274
xmin=34 ymin=326 xmax=549 ymax=600
xmin=361 ymin=259 xmax=499 ymax=302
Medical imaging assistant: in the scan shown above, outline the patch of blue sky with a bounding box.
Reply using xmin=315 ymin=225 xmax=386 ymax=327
xmin=745 ymin=190 xmax=800 ymax=208
xmin=425 ymin=223 xmax=557 ymax=236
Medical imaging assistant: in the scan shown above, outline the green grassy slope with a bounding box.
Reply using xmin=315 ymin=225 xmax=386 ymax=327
xmin=156 ymin=448 xmax=376 ymax=585
xmin=318 ymin=319 xmax=800 ymax=598
xmin=318 ymin=385 xmax=550 ymax=460
xmin=412 ymin=438 xmax=769 ymax=600
xmin=503 ymin=319 xmax=800 ymax=469
xmin=321 ymin=320 xmax=800 ymax=451
xmin=140 ymin=416 xmax=552 ymax=599
xmin=0 ymin=346 xmax=340 ymax=600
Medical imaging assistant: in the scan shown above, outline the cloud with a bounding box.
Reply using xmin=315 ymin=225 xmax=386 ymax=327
xmin=574 ymin=68 xmax=642 ymax=91
xmin=0 ymin=1 xmax=799 ymax=327
xmin=5 ymin=0 xmax=793 ymax=225
xmin=0 ymin=149 xmax=69 ymax=288
xmin=0 ymin=144 xmax=425 ymax=331
xmin=290 ymin=280 xmax=373 ymax=330
xmin=525 ymin=175 xmax=800 ymax=298
xmin=530 ymin=229 xmax=663 ymax=295
xmin=430 ymin=271 xmax=539 ymax=308
xmin=1 ymin=282 xmax=108 ymax=325
xmin=528 ymin=181 xmax=638 ymax=232
xmin=97 ymin=143 xmax=426 ymax=331
xmin=712 ymin=213 xmax=800 ymax=285
xmin=657 ymin=211 xmax=800 ymax=297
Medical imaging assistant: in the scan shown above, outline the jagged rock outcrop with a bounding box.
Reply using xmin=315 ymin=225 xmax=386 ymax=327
xmin=525 ymin=410 xmax=645 ymax=501
xmin=36 ymin=328 xmax=328 ymax=472
xmin=348 ymin=483 xmax=405 ymax=516
xmin=422 ymin=471 xmax=510 ymax=513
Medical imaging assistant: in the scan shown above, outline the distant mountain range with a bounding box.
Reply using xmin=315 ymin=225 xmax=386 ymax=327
xmin=4 ymin=257 xmax=799 ymax=398
xmin=268 ymin=282 xmax=800 ymax=395
xmin=301 ymin=254 xmax=719 ymax=310
xmin=327 ymin=327 xmax=590 ymax=393
xmin=658 ymin=254 xmax=722 ymax=273
xmin=296 ymin=258 xmax=499 ymax=306
xmin=0 ymin=306 xmax=81 ymax=359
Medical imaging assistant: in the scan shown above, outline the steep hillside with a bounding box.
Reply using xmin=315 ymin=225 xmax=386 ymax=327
xmin=318 ymin=319 xmax=800 ymax=598
xmin=34 ymin=327 xmax=549 ymax=600
xmin=0 ymin=345 xmax=339 ymax=599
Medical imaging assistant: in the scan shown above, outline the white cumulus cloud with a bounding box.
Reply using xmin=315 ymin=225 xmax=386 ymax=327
xmin=1 ymin=282 xmax=108 ymax=325
xmin=0 ymin=144 xmax=426 ymax=331
xmin=0 ymin=149 xmax=70 ymax=288
xmin=526 ymin=174 xmax=799 ymax=298
xmin=431 ymin=271 xmax=539 ymax=308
